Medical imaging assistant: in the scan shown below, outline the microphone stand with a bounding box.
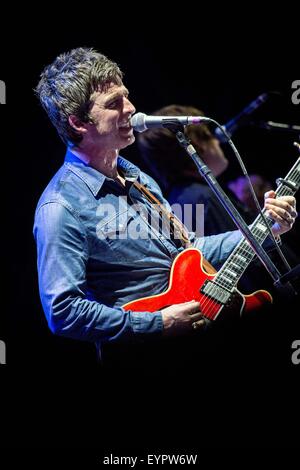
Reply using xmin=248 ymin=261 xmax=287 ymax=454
xmin=166 ymin=122 xmax=296 ymax=297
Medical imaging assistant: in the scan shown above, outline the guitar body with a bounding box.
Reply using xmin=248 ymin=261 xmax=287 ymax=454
xmin=123 ymin=248 xmax=273 ymax=321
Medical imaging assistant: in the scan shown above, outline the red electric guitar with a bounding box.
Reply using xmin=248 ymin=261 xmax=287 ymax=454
xmin=124 ymin=156 xmax=300 ymax=321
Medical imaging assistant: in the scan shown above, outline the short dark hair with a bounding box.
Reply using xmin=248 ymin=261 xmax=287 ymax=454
xmin=35 ymin=47 xmax=123 ymax=145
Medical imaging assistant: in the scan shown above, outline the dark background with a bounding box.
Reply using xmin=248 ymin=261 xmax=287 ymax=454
xmin=2 ymin=12 xmax=300 ymax=455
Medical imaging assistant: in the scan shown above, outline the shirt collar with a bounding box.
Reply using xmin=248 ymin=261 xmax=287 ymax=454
xmin=64 ymin=149 xmax=140 ymax=196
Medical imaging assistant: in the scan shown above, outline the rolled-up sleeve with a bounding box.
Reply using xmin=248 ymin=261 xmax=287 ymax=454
xmin=33 ymin=201 xmax=163 ymax=343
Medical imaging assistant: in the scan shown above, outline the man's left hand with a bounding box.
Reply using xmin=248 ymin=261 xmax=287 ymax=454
xmin=264 ymin=190 xmax=297 ymax=236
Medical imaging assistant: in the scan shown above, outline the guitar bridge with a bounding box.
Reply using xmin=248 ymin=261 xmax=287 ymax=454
xmin=200 ymin=280 xmax=232 ymax=305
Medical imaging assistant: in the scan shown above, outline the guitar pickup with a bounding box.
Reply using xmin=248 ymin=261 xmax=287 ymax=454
xmin=200 ymin=280 xmax=232 ymax=305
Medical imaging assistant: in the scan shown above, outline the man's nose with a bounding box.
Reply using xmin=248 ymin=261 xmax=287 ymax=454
xmin=124 ymin=97 xmax=136 ymax=115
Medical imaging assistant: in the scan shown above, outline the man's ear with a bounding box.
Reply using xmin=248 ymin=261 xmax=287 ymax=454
xmin=68 ymin=115 xmax=88 ymax=135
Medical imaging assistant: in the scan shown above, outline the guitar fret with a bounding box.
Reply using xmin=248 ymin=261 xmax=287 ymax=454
xmin=281 ymin=187 xmax=296 ymax=196
xmin=256 ymin=223 xmax=268 ymax=233
xmin=238 ymin=243 xmax=255 ymax=257
xmin=231 ymin=262 xmax=243 ymax=271
xmin=236 ymin=254 xmax=249 ymax=263
xmin=226 ymin=269 xmax=238 ymax=277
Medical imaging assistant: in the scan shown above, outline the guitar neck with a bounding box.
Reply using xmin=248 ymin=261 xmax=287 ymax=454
xmin=215 ymin=156 xmax=300 ymax=290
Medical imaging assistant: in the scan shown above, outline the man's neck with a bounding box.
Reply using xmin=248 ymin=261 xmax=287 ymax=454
xmin=70 ymin=146 xmax=120 ymax=180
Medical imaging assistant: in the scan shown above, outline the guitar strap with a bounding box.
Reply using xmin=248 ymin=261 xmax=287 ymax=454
xmin=132 ymin=180 xmax=216 ymax=274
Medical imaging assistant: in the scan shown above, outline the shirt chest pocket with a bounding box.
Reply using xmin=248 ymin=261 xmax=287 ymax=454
xmin=96 ymin=209 xmax=154 ymax=265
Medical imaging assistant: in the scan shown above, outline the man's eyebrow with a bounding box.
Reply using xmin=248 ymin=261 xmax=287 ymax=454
xmin=105 ymin=88 xmax=129 ymax=102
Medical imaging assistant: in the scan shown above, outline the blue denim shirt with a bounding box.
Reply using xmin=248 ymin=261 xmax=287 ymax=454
xmin=33 ymin=150 xmax=242 ymax=344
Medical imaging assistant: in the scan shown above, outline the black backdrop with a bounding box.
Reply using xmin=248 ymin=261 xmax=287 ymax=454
xmin=2 ymin=14 xmax=300 ymax=456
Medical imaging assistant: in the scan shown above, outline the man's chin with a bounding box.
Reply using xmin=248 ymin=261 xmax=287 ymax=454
xmin=120 ymin=133 xmax=135 ymax=149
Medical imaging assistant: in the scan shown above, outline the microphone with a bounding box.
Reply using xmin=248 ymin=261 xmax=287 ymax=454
xmin=130 ymin=112 xmax=211 ymax=133
xmin=256 ymin=120 xmax=300 ymax=134
xmin=215 ymin=92 xmax=269 ymax=143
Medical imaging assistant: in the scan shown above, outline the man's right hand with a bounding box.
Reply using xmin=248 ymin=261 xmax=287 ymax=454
xmin=161 ymin=300 xmax=205 ymax=336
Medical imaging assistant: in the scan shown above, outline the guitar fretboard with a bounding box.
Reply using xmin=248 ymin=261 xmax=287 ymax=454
xmin=215 ymin=157 xmax=300 ymax=291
